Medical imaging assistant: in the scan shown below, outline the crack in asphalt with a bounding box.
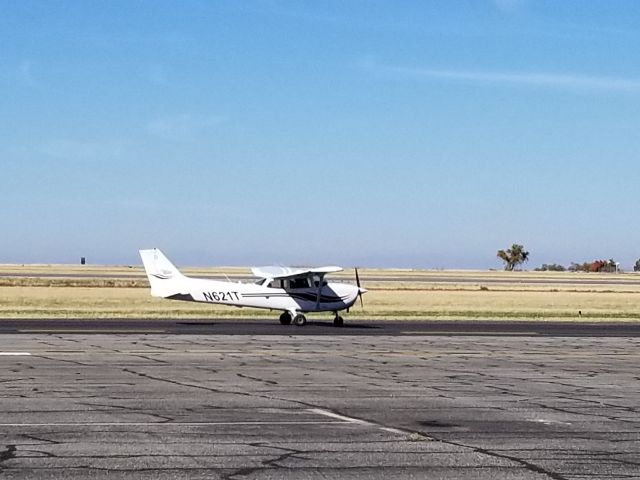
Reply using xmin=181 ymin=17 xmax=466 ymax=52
xmin=128 ymin=354 xmax=169 ymax=364
xmin=32 ymin=355 xmax=89 ymax=367
xmin=222 ymin=445 xmax=304 ymax=480
xmin=0 ymin=445 xmax=17 ymax=471
xmin=137 ymin=342 xmax=173 ymax=351
xmin=236 ymin=373 xmax=278 ymax=386
xmin=22 ymin=434 xmax=61 ymax=446
xmin=114 ymin=348 xmax=633 ymax=480
xmin=5 ymin=335 xmax=639 ymax=478
xmin=120 ymin=367 xmax=258 ymax=398
xmin=420 ymin=434 xmax=570 ymax=480
xmin=17 ymin=448 xmax=57 ymax=458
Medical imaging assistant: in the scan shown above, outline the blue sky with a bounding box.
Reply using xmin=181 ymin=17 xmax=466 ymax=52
xmin=2 ymin=0 xmax=640 ymax=268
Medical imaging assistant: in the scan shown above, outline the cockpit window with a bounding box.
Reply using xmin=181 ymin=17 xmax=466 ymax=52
xmin=312 ymin=274 xmax=327 ymax=288
xmin=267 ymin=279 xmax=284 ymax=289
xmin=289 ymin=277 xmax=310 ymax=289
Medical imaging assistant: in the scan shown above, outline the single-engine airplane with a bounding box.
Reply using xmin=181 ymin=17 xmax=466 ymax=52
xmin=139 ymin=248 xmax=366 ymax=326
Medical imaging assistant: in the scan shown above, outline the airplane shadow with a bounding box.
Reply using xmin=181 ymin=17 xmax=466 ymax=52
xmin=303 ymin=321 xmax=382 ymax=330
xmin=176 ymin=320 xmax=382 ymax=330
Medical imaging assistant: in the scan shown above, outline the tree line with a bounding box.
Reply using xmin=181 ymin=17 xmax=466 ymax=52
xmin=496 ymin=244 xmax=640 ymax=272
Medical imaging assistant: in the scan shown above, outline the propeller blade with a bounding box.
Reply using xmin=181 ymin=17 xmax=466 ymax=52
xmin=355 ymin=267 xmax=364 ymax=309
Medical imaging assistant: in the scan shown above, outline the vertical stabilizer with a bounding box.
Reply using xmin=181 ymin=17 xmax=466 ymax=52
xmin=139 ymin=248 xmax=186 ymax=297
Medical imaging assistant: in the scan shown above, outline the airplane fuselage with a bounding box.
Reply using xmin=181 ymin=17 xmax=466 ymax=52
xmin=161 ymin=277 xmax=360 ymax=313
xmin=140 ymin=248 xmax=365 ymax=326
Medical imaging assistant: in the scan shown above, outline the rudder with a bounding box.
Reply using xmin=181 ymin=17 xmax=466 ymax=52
xmin=139 ymin=248 xmax=185 ymax=297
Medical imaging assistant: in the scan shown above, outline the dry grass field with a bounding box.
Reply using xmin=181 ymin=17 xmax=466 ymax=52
xmin=1 ymin=264 xmax=640 ymax=320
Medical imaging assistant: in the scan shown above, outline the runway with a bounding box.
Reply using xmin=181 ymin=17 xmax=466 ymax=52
xmin=4 ymin=271 xmax=640 ymax=285
xmin=1 ymin=323 xmax=639 ymax=478
xmin=3 ymin=318 xmax=640 ymax=336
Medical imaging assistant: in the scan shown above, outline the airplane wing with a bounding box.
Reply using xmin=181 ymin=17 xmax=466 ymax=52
xmin=251 ymin=265 xmax=343 ymax=279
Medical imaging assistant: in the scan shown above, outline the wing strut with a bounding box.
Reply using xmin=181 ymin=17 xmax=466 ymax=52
xmin=315 ymin=273 xmax=326 ymax=309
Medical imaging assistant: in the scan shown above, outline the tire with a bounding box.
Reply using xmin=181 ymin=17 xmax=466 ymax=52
xmin=333 ymin=316 xmax=344 ymax=327
xmin=279 ymin=312 xmax=292 ymax=325
xmin=293 ymin=314 xmax=307 ymax=327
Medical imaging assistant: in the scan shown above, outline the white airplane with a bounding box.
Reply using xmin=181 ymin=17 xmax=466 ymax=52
xmin=139 ymin=248 xmax=366 ymax=326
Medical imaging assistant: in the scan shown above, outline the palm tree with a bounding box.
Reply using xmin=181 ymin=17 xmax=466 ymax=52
xmin=497 ymin=244 xmax=529 ymax=271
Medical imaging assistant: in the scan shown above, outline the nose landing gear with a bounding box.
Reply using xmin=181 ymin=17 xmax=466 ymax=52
xmin=293 ymin=314 xmax=307 ymax=326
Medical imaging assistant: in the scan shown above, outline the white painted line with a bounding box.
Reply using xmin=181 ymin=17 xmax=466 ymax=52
xmin=308 ymin=408 xmax=369 ymax=425
xmin=380 ymin=426 xmax=408 ymax=435
xmin=532 ymin=418 xmax=572 ymax=426
xmin=0 ymin=352 xmax=31 ymax=356
xmin=0 ymin=420 xmax=348 ymax=427
xmin=309 ymin=408 xmax=419 ymax=437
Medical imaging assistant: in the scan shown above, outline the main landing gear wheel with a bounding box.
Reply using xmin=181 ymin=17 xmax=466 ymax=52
xmin=333 ymin=315 xmax=344 ymax=327
xmin=293 ymin=314 xmax=307 ymax=327
xmin=279 ymin=312 xmax=292 ymax=325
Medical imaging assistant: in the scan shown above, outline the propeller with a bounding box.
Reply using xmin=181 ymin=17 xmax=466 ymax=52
xmin=355 ymin=267 xmax=366 ymax=309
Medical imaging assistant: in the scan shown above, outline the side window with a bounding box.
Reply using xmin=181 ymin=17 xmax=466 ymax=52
xmin=290 ymin=278 xmax=310 ymax=289
xmin=312 ymin=275 xmax=327 ymax=288
xmin=267 ymin=279 xmax=283 ymax=289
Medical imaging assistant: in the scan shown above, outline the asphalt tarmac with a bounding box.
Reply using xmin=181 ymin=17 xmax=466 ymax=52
xmin=1 ymin=321 xmax=639 ymax=479
xmin=2 ymin=318 xmax=640 ymax=336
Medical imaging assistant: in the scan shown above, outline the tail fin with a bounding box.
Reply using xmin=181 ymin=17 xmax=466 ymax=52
xmin=139 ymin=248 xmax=186 ymax=297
